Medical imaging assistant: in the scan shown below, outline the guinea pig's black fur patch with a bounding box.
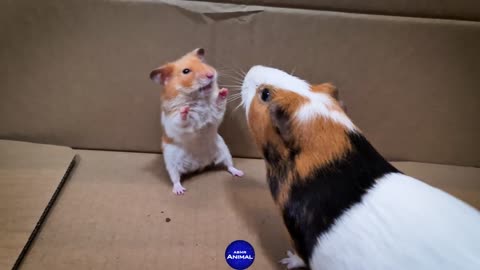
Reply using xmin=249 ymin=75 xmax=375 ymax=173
xmin=263 ymin=143 xmax=289 ymax=200
xmin=267 ymin=132 xmax=400 ymax=264
xmin=270 ymin=105 xmax=295 ymax=149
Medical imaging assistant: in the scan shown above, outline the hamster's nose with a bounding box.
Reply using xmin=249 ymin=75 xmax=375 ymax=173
xmin=206 ymin=72 xmax=214 ymax=79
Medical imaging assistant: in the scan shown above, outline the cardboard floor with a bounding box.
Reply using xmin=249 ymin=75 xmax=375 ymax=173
xmin=14 ymin=148 xmax=479 ymax=270
xmin=18 ymin=150 xmax=290 ymax=270
xmin=0 ymin=140 xmax=75 ymax=270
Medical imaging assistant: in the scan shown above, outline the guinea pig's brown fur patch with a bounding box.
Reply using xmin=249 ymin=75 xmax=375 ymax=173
xmin=248 ymin=84 xmax=352 ymax=208
xmin=311 ymin=83 xmax=348 ymax=113
xmin=311 ymin=83 xmax=338 ymax=99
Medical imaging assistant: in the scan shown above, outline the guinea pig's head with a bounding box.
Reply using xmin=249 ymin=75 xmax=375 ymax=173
xmin=241 ymin=65 xmax=356 ymax=179
xmin=150 ymin=48 xmax=217 ymax=98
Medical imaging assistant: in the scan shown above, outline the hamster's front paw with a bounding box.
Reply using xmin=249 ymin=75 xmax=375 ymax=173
xmin=227 ymin=166 xmax=244 ymax=177
xmin=279 ymin=250 xmax=306 ymax=269
xmin=218 ymin=88 xmax=228 ymax=100
xmin=172 ymin=183 xmax=187 ymax=195
xmin=180 ymin=106 xmax=190 ymax=121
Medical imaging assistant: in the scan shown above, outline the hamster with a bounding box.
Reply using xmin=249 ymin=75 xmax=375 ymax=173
xmin=240 ymin=65 xmax=480 ymax=270
xmin=149 ymin=48 xmax=243 ymax=195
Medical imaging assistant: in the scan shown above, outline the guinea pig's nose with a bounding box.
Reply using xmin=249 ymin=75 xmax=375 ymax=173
xmin=206 ymin=72 xmax=214 ymax=79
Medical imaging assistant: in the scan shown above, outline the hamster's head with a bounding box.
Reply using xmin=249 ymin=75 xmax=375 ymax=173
xmin=150 ymin=48 xmax=217 ymax=99
xmin=241 ymin=65 xmax=356 ymax=179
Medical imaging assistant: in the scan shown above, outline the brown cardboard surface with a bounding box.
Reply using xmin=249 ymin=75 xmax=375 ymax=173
xmin=0 ymin=0 xmax=479 ymax=167
xmin=20 ymin=150 xmax=479 ymax=269
xmin=19 ymin=150 xmax=290 ymax=270
xmin=0 ymin=140 xmax=75 ymax=270
xmin=202 ymin=0 xmax=480 ymax=21
xmin=393 ymin=161 xmax=480 ymax=209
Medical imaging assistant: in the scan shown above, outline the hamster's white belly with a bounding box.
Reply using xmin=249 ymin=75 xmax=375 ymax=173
xmin=162 ymin=124 xmax=225 ymax=174
xmin=309 ymin=172 xmax=480 ymax=270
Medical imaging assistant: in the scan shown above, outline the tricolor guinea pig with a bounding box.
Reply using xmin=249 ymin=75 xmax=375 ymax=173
xmin=149 ymin=48 xmax=243 ymax=195
xmin=240 ymin=65 xmax=480 ymax=270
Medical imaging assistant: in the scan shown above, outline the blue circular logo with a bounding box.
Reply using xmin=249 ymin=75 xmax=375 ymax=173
xmin=225 ymin=240 xmax=255 ymax=270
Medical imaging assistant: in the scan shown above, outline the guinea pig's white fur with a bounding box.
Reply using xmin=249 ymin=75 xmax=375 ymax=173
xmin=241 ymin=65 xmax=355 ymax=130
xmin=241 ymin=65 xmax=480 ymax=270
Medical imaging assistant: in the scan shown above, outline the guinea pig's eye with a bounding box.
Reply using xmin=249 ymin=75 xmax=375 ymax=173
xmin=182 ymin=68 xmax=191 ymax=74
xmin=260 ymin=88 xmax=271 ymax=102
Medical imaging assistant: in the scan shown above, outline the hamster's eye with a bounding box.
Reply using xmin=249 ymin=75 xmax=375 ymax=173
xmin=260 ymin=88 xmax=271 ymax=102
xmin=182 ymin=68 xmax=191 ymax=74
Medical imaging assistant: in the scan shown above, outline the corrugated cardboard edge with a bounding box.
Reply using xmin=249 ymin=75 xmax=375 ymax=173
xmin=11 ymin=155 xmax=78 ymax=270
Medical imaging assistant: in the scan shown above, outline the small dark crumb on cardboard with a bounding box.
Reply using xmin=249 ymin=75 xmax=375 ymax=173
xmin=165 ymin=218 xmax=171 ymax=223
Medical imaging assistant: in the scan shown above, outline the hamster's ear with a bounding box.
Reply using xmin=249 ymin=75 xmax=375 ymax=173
xmin=150 ymin=64 xmax=173 ymax=85
xmin=311 ymin=83 xmax=339 ymax=100
xmin=269 ymin=104 xmax=293 ymax=146
xmin=192 ymin=48 xmax=205 ymax=61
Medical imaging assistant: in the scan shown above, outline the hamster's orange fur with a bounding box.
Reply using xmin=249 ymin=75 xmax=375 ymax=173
xmin=151 ymin=50 xmax=217 ymax=116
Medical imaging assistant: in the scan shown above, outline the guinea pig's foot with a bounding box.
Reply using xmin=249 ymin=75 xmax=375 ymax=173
xmin=218 ymin=88 xmax=228 ymax=100
xmin=172 ymin=183 xmax=187 ymax=195
xmin=180 ymin=106 xmax=190 ymax=121
xmin=279 ymin=250 xmax=306 ymax=269
xmin=227 ymin=166 xmax=244 ymax=177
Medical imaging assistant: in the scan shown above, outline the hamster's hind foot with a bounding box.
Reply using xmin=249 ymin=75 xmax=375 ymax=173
xmin=227 ymin=166 xmax=244 ymax=177
xmin=279 ymin=250 xmax=306 ymax=269
xmin=172 ymin=183 xmax=187 ymax=195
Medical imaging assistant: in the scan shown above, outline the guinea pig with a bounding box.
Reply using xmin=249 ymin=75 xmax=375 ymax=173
xmin=240 ymin=65 xmax=480 ymax=270
xmin=149 ymin=48 xmax=243 ymax=195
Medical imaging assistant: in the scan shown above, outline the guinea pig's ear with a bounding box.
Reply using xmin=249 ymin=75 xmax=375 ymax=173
xmin=311 ymin=83 xmax=339 ymax=100
xmin=150 ymin=64 xmax=173 ymax=85
xmin=311 ymin=83 xmax=347 ymax=112
xmin=269 ymin=105 xmax=293 ymax=145
xmin=192 ymin=48 xmax=205 ymax=61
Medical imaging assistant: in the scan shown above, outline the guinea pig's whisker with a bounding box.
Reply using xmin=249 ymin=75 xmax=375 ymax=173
xmin=232 ymin=69 xmax=245 ymax=80
xmin=290 ymin=66 xmax=297 ymax=75
xmin=227 ymin=95 xmax=242 ymax=103
xmin=221 ymin=85 xmax=242 ymax=89
xmin=219 ymin=74 xmax=243 ymax=84
xmin=233 ymin=101 xmax=244 ymax=112
xmin=240 ymin=68 xmax=247 ymax=77
xmin=227 ymin=94 xmax=242 ymax=101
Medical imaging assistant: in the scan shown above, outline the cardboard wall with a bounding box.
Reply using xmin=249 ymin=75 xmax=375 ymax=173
xmin=202 ymin=0 xmax=480 ymax=21
xmin=0 ymin=0 xmax=479 ymax=166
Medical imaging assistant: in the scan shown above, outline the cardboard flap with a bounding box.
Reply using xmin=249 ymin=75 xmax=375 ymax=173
xmin=0 ymin=140 xmax=75 ymax=269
